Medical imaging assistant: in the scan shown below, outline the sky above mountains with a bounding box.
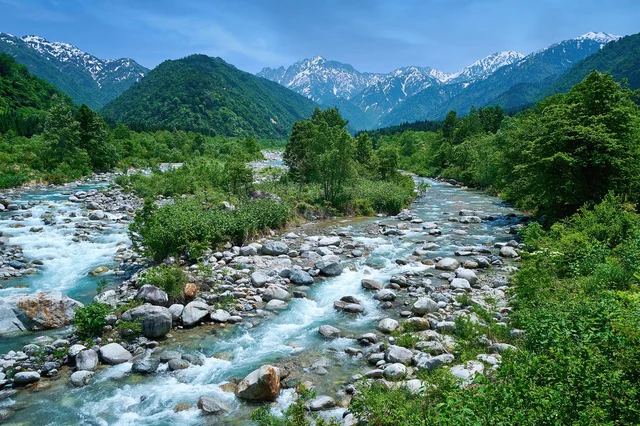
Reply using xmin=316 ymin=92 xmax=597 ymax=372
xmin=0 ymin=0 xmax=638 ymax=74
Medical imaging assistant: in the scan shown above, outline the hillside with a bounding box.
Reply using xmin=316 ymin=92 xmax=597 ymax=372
xmin=0 ymin=33 xmax=148 ymax=109
xmin=541 ymin=32 xmax=640 ymax=96
xmin=101 ymin=55 xmax=317 ymax=139
xmin=0 ymin=53 xmax=73 ymax=135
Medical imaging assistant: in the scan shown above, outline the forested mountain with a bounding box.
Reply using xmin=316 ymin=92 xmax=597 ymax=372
xmin=260 ymin=32 xmax=620 ymax=129
xmin=542 ymin=32 xmax=640 ymax=96
xmin=0 ymin=53 xmax=73 ymax=135
xmin=0 ymin=33 xmax=148 ymax=109
xmin=101 ymin=55 xmax=317 ymax=139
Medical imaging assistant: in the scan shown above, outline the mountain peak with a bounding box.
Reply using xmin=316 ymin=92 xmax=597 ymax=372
xmin=576 ymin=31 xmax=621 ymax=43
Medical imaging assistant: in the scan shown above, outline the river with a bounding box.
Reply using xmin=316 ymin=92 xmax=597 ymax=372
xmin=0 ymin=177 xmax=521 ymax=425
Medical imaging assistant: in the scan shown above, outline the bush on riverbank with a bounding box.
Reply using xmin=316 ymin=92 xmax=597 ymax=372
xmin=346 ymin=195 xmax=640 ymax=425
xmin=130 ymin=196 xmax=291 ymax=262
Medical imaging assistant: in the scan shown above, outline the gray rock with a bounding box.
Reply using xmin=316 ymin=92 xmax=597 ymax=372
xmin=250 ymin=271 xmax=269 ymax=288
xmin=168 ymin=358 xmax=190 ymax=370
xmin=412 ymin=297 xmax=439 ymax=315
xmin=210 ymin=309 xmax=231 ymax=323
xmin=383 ymin=363 xmax=407 ymax=381
xmin=435 ymin=258 xmax=460 ymax=271
xmin=198 ymin=396 xmax=227 ymax=415
xmin=76 ymin=349 xmax=99 ymax=371
xmin=343 ymin=303 xmax=364 ymax=314
xmin=235 ymin=365 xmax=281 ymax=402
xmin=262 ymin=286 xmax=291 ymax=302
xmin=377 ymin=318 xmax=399 ymax=333
xmin=361 ymin=279 xmax=383 ymax=290
xmin=0 ymin=301 xmax=27 ymax=335
xmin=122 ymin=304 xmax=172 ymax=339
xmin=261 ymin=241 xmax=288 ymax=256
xmin=239 ymin=245 xmax=258 ymax=256
xmin=318 ymin=325 xmax=341 ymax=338
xmin=13 ymin=371 xmax=40 ymax=385
xmin=0 ymin=291 xmax=83 ymax=332
xmin=99 ymin=343 xmax=132 ymax=365
xmin=306 ymin=395 xmax=336 ymax=411
xmin=450 ymin=278 xmax=471 ymax=291
xmin=68 ymin=344 xmax=87 ymax=357
xmin=136 ymin=285 xmax=169 ymax=306
xmin=289 ymin=269 xmax=314 ymax=285
xmin=132 ymin=358 xmax=160 ymax=374
xmin=318 ymin=236 xmax=341 ymax=247
xmin=265 ymin=300 xmax=288 ymax=310
xmin=69 ymin=370 xmax=94 ymax=387
xmin=385 ymin=345 xmax=413 ymax=364
xmin=413 ymin=353 xmax=455 ymax=370
xmin=88 ymin=210 xmax=105 ymax=220
xmin=499 ymin=246 xmax=518 ymax=258
xmin=374 ymin=289 xmax=396 ymax=301
xmin=168 ymin=304 xmax=184 ymax=321
xmin=403 ymin=317 xmax=431 ymax=331
xmin=315 ymin=255 xmax=342 ymax=276
xmin=455 ymin=268 xmax=477 ymax=284
xmin=489 ymin=343 xmax=517 ymax=354
xmin=182 ymin=301 xmax=210 ymax=326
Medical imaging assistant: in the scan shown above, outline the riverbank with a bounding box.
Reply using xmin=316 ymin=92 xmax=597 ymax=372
xmin=0 ymin=175 xmax=526 ymax=425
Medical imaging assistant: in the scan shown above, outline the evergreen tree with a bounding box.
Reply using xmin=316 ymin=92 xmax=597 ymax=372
xmin=355 ymin=133 xmax=373 ymax=165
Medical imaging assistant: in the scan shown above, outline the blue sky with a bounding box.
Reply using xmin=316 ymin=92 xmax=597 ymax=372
xmin=0 ymin=0 xmax=638 ymax=73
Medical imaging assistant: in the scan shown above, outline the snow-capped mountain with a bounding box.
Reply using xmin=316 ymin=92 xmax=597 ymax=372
xmin=260 ymin=32 xmax=620 ymax=129
xmin=0 ymin=33 xmax=148 ymax=109
xmin=258 ymin=56 xmax=384 ymax=104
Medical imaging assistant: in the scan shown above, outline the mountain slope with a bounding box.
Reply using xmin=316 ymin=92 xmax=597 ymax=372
xmin=0 ymin=33 xmax=148 ymax=109
xmin=101 ymin=54 xmax=317 ymax=139
xmin=541 ymin=32 xmax=640 ymax=97
xmin=427 ymin=32 xmax=620 ymax=120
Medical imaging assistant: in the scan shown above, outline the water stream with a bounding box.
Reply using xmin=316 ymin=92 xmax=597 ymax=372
xmin=1 ymin=179 xmax=520 ymax=425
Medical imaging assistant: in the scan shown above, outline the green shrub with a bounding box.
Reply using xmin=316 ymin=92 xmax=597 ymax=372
xmin=139 ymin=264 xmax=189 ymax=299
xmin=73 ymin=302 xmax=110 ymax=338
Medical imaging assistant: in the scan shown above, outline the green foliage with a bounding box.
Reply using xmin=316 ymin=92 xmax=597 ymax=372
xmin=139 ymin=264 xmax=189 ymax=299
xmin=131 ymin=196 xmax=291 ymax=262
xmin=101 ymin=54 xmax=316 ymax=139
xmin=351 ymin=196 xmax=640 ymax=425
xmin=73 ymin=302 xmax=110 ymax=338
xmin=250 ymin=388 xmax=339 ymax=426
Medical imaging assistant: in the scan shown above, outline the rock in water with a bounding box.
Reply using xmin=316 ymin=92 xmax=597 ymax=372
xmin=181 ymin=301 xmax=210 ymax=326
xmin=69 ymin=371 xmax=94 ymax=387
xmin=306 ymin=395 xmax=336 ymax=411
xmin=0 ymin=302 xmax=27 ymax=335
xmin=361 ymin=279 xmax=383 ymax=290
xmin=121 ymin=304 xmax=172 ymax=339
xmin=197 ymin=396 xmax=227 ymax=415
xmin=132 ymin=358 xmax=160 ymax=374
xmin=289 ymin=270 xmax=314 ymax=285
xmin=315 ymin=255 xmax=342 ymax=276
xmin=235 ymin=365 xmax=281 ymax=402
xmin=0 ymin=291 xmax=83 ymax=332
xmin=318 ymin=325 xmax=341 ymax=338
xmin=99 ymin=343 xmax=132 ymax=365
xmin=13 ymin=371 xmax=40 ymax=386
xmin=76 ymin=349 xmax=99 ymax=371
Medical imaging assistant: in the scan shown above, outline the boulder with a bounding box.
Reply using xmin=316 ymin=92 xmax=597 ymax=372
xmin=413 ymin=353 xmax=455 ymax=370
xmin=132 ymin=358 xmax=161 ymax=374
xmin=262 ymin=286 xmax=291 ymax=302
xmin=211 ymin=309 xmax=231 ymax=323
xmin=318 ymin=325 xmax=341 ymax=338
xmin=76 ymin=349 xmax=99 ymax=371
xmin=289 ymin=270 xmax=314 ymax=285
xmin=403 ymin=317 xmax=430 ymax=331
xmin=450 ymin=278 xmax=471 ymax=291
xmin=383 ymin=363 xmax=407 ymax=381
xmin=343 ymin=303 xmax=364 ymax=314
xmin=373 ymin=289 xmax=396 ymax=302
xmin=306 ymin=395 xmax=336 ymax=411
xmin=250 ymin=271 xmax=269 ymax=288
xmin=261 ymin=241 xmax=288 ymax=256
xmin=385 ymin=345 xmax=413 ymax=365
xmin=0 ymin=301 xmax=27 ymax=335
xmin=377 ymin=318 xmax=400 ymax=334
xmin=136 ymin=285 xmax=169 ymax=306
xmin=318 ymin=236 xmax=341 ymax=247
xmin=361 ymin=279 xmax=383 ymax=290
xmin=88 ymin=210 xmax=105 ymax=220
xmin=122 ymin=304 xmax=172 ymax=339
xmin=1 ymin=291 xmax=83 ymax=332
xmin=315 ymin=255 xmax=342 ymax=277
xmin=13 ymin=371 xmax=40 ymax=386
xmin=455 ymin=268 xmax=477 ymax=285
xmin=197 ymin=396 xmax=227 ymax=415
xmin=182 ymin=301 xmax=210 ymax=326
xmin=168 ymin=304 xmax=184 ymax=321
xmin=435 ymin=258 xmax=460 ymax=271
xmin=499 ymin=246 xmax=518 ymax=258
xmin=265 ymin=300 xmax=288 ymax=310
xmin=89 ymin=266 xmax=109 ymax=276
xmin=69 ymin=370 xmax=94 ymax=387
xmin=411 ymin=297 xmax=439 ymax=315
xmin=99 ymin=343 xmax=132 ymax=365
xmin=235 ymin=365 xmax=281 ymax=402
xmin=168 ymin=359 xmax=190 ymax=370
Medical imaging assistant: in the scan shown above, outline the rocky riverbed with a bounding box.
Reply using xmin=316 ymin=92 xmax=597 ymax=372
xmin=0 ymin=172 xmax=527 ymax=425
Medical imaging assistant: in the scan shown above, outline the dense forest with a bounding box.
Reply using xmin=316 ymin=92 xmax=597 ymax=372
xmin=101 ymin=55 xmax=317 ymax=140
